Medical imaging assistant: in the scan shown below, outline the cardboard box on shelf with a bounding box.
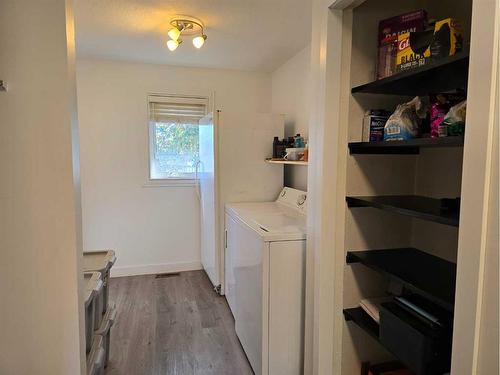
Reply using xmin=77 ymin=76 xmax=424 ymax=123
xmin=362 ymin=110 xmax=391 ymax=142
xmin=377 ymin=10 xmax=427 ymax=80
xmin=396 ymin=18 xmax=463 ymax=73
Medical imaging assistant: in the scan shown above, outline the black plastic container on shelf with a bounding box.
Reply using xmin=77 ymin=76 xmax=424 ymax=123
xmin=272 ymin=137 xmax=279 ymax=158
xmin=379 ymin=295 xmax=453 ymax=375
xmin=362 ymin=361 xmax=413 ymax=375
xmin=272 ymin=137 xmax=287 ymax=158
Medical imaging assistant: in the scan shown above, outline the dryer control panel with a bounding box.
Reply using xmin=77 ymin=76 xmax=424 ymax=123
xmin=276 ymin=187 xmax=307 ymax=214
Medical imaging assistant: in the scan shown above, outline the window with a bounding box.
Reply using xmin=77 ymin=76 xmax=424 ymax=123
xmin=148 ymin=95 xmax=208 ymax=180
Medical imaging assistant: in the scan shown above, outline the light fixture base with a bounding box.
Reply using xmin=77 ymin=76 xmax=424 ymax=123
xmin=170 ymin=15 xmax=204 ymax=36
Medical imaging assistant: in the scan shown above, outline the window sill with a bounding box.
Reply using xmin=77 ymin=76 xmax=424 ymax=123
xmin=143 ymin=179 xmax=198 ymax=188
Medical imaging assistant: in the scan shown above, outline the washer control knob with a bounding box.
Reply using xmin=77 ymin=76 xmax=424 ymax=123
xmin=297 ymin=194 xmax=306 ymax=206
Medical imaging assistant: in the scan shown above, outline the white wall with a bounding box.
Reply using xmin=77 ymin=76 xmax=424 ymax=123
xmin=0 ymin=0 xmax=85 ymax=373
xmin=76 ymin=59 xmax=271 ymax=276
xmin=271 ymin=46 xmax=312 ymax=191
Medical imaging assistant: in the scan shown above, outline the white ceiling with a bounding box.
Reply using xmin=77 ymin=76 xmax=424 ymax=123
xmin=75 ymin=0 xmax=312 ymax=72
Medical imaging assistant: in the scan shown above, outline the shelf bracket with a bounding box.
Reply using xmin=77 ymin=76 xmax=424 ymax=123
xmin=343 ymin=310 xmax=353 ymax=321
xmin=346 ymin=197 xmax=369 ymax=208
xmin=346 ymin=252 xmax=361 ymax=264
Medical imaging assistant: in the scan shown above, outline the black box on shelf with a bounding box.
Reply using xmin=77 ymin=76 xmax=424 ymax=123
xmin=379 ymin=300 xmax=452 ymax=375
xmin=362 ymin=361 xmax=414 ymax=375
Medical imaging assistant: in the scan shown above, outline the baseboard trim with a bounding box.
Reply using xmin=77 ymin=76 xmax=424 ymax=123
xmin=110 ymin=261 xmax=203 ymax=278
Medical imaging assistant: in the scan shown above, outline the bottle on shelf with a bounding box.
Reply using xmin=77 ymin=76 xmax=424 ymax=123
xmin=272 ymin=137 xmax=279 ymax=158
xmin=294 ymin=134 xmax=305 ymax=148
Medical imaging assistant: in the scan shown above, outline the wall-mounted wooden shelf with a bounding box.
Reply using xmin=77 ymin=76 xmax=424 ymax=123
xmin=351 ymin=53 xmax=469 ymax=96
xmin=346 ymin=248 xmax=456 ymax=311
xmin=265 ymin=158 xmax=308 ymax=166
xmin=346 ymin=195 xmax=460 ymax=227
xmin=348 ymin=136 xmax=464 ymax=155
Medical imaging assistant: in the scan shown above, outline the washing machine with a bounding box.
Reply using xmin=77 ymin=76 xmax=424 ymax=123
xmin=224 ymin=187 xmax=307 ymax=375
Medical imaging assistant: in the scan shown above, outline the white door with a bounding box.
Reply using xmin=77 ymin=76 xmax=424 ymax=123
xmin=198 ymin=113 xmax=220 ymax=289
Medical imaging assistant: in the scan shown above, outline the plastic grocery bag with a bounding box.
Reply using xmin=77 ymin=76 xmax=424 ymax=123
xmin=442 ymin=100 xmax=466 ymax=136
xmin=384 ymin=96 xmax=429 ymax=141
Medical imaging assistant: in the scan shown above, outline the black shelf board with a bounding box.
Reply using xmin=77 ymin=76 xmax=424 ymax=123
xmin=343 ymin=307 xmax=380 ymax=340
xmin=351 ymin=53 xmax=469 ymax=96
xmin=348 ymin=136 xmax=464 ymax=155
xmin=346 ymin=248 xmax=456 ymax=310
xmin=346 ymin=195 xmax=460 ymax=227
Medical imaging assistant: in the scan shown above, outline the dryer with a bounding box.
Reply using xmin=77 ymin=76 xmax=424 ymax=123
xmin=224 ymin=187 xmax=307 ymax=375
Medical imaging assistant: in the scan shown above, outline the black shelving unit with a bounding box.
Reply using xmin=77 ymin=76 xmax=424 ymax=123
xmin=348 ymin=136 xmax=464 ymax=155
xmin=343 ymin=17 xmax=469 ymax=375
xmin=346 ymin=195 xmax=460 ymax=227
xmin=343 ymin=308 xmax=380 ymax=340
xmin=351 ymin=53 xmax=469 ymax=95
xmin=346 ymin=248 xmax=456 ymax=311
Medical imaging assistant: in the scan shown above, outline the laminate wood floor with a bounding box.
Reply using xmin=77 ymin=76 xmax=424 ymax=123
xmin=105 ymin=271 xmax=254 ymax=375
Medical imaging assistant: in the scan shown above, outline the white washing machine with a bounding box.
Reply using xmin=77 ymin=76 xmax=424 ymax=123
xmin=224 ymin=187 xmax=307 ymax=375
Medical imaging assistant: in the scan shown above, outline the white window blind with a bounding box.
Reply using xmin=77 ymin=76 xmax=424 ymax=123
xmin=148 ymin=95 xmax=208 ymax=180
xmin=149 ymin=95 xmax=207 ymax=123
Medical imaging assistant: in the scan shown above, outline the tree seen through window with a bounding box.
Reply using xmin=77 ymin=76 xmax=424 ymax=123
xmin=153 ymin=121 xmax=199 ymax=178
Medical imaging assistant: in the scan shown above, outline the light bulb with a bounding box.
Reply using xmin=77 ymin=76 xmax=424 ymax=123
xmin=167 ymin=39 xmax=181 ymax=51
xmin=192 ymin=34 xmax=207 ymax=49
xmin=168 ymin=27 xmax=181 ymax=41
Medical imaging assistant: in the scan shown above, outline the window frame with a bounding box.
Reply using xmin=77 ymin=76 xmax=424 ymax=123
xmin=146 ymin=93 xmax=212 ymax=185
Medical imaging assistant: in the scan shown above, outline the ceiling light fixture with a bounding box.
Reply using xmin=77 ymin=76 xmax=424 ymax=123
xmin=167 ymin=16 xmax=207 ymax=51
xmin=167 ymin=26 xmax=182 ymax=41
xmin=167 ymin=39 xmax=181 ymax=51
xmin=192 ymin=34 xmax=207 ymax=49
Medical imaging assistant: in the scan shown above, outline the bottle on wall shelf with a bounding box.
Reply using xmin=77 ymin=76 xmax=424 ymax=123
xmin=270 ymin=135 xmax=308 ymax=162
xmin=273 ymin=137 xmax=279 ymax=158
xmin=303 ymin=142 xmax=309 ymax=162
xmin=294 ymin=134 xmax=305 ymax=148
xmin=272 ymin=136 xmax=288 ymax=159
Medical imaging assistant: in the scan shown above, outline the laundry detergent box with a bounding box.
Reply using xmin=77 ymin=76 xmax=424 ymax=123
xmin=362 ymin=110 xmax=391 ymax=142
xmin=396 ymin=18 xmax=463 ymax=72
xmin=377 ymin=10 xmax=427 ymax=79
